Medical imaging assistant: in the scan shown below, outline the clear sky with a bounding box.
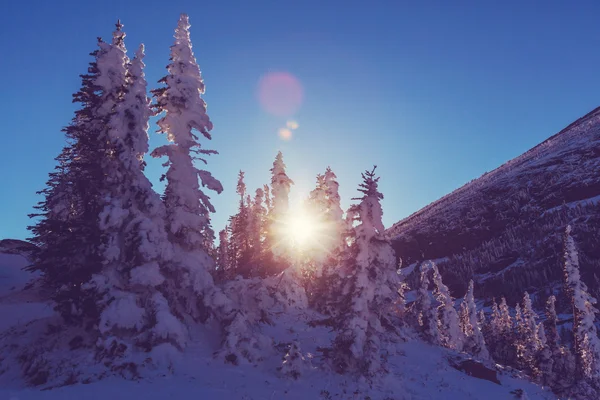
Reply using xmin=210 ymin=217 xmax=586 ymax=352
xmin=2 ymin=1 xmax=600 ymax=240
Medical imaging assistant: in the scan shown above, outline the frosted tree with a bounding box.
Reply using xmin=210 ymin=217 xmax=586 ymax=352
xmin=216 ymin=228 xmax=230 ymax=280
xmin=270 ymin=151 xmax=294 ymax=216
xmin=229 ymin=171 xmax=251 ymax=275
xmin=331 ymin=166 xmax=401 ymax=376
xmin=460 ymin=280 xmax=490 ymax=361
xmin=263 ymin=184 xmax=272 ymax=214
xmin=308 ymin=173 xmax=327 ymax=213
xmin=487 ymin=299 xmax=501 ymax=354
xmin=150 ymin=13 xmax=232 ymax=327
xmin=323 ymin=167 xmax=344 ymax=230
xmin=303 ymin=170 xmax=340 ymax=273
xmin=432 ymin=263 xmax=463 ymax=350
xmin=267 ymin=151 xmax=294 ymax=265
xmin=249 ymin=188 xmax=267 ymax=262
xmin=563 ymin=225 xmax=600 ymax=384
xmin=495 ymin=297 xmax=517 ymax=365
xmin=514 ymin=292 xmax=541 ymax=374
xmin=478 ymin=309 xmax=491 ymax=345
xmin=543 ymin=295 xmax=576 ymax=389
xmin=415 ymin=264 xmax=441 ymax=344
xmin=279 ymin=341 xmax=311 ymax=380
xmin=536 ymin=323 xmax=554 ymax=385
xmin=319 ymin=166 xmax=346 ymax=255
xmin=28 ymin=37 xmax=108 ymax=324
xmin=151 ymin=13 xmax=222 ymax=253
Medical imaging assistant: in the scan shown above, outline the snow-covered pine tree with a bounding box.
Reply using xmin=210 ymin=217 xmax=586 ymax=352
xmin=151 ymin=14 xmax=222 ymax=254
xmin=543 ymin=295 xmax=576 ymax=390
xmin=563 ymin=225 xmax=600 ymax=385
xmin=487 ymin=298 xmax=501 ymax=356
xmin=151 ymin=14 xmax=267 ymax=364
xmin=415 ymin=263 xmax=441 ymax=344
xmin=266 ymin=151 xmax=294 ymax=269
xmin=308 ymin=173 xmax=327 ymax=213
xmin=323 ymin=167 xmax=344 ymax=236
xmin=263 ymin=183 xmax=272 ymax=215
xmin=496 ymin=297 xmax=517 ymax=365
xmin=460 ymin=280 xmax=490 ymax=361
xmin=279 ymin=340 xmax=311 ymax=380
xmin=150 ymin=13 xmax=232 ymax=325
xmin=536 ymin=322 xmax=554 ymax=385
xmin=514 ymin=292 xmax=541 ymax=375
xmin=216 ymin=228 xmax=230 ymax=281
xmin=228 ymin=171 xmax=252 ymax=276
xmin=331 ymin=166 xmax=401 ymax=377
xmin=432 ymin=263 xmax=463 ymax=350
xmin=544 ymin=296 xmax=560 ymax=354
xmin=28 ymin=38 xmax=107 ymax=325
xmin=248 ymin=188 xmax=267 ymax=265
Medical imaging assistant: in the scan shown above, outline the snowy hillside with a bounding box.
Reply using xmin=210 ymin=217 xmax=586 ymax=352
xmin=387 ymin=106 xmax=600 ymax=304
xmin=0 ymin=248 xmax=52 ymax=332
xmin=0 ymin=249 xmax=552 ymax=399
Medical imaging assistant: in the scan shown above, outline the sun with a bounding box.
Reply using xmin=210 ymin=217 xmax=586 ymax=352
xmin=284 ymin=208 xmax=319 ymax=248
xmin=273 ymin=205 xmax=336 ymax=258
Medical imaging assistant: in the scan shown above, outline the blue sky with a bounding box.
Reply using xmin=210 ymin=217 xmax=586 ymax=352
xmin=2 ymin=1 xmax=600 ymax=240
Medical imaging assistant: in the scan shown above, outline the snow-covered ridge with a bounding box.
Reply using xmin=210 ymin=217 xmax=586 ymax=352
xmin=387 ymin=105 xmax=600 ymax=238
xmin=386 ymin=105 xmax=600 ymax=303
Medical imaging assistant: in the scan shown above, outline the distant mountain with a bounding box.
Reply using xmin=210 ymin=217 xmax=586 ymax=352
xmin=0 ymin=239 xmax=35 ymax=258
xmin=387 ymin=107 xmax=600 ymax=307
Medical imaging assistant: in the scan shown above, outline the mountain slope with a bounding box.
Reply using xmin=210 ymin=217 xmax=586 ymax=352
xmin=387 ymin=107 xmax=600 ymax=304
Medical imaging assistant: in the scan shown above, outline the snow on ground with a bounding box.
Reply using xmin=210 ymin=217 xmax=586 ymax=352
xmin=0 ymin=252 xmax=554 ymax=399
xmin=0 ymin=252 xmax=34 ymax=296
xmin=0 ymin=251 xmax=53 ymax=337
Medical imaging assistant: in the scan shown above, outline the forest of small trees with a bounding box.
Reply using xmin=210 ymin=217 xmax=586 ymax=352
xmin=13 ymin=14 xmax=600 ymax=398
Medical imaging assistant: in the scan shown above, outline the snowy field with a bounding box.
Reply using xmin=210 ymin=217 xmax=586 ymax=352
xmin=0 ymin=251 xmax=555 ymax=400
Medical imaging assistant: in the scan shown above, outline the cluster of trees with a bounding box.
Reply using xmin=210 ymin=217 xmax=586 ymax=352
xmin=414 ymin=226 xmax=600 ymax=395
xmin=214 ymin=156 xmax=346 ymax=280
xmin=24 ymin=13 xmax=406 ymax=381
xmin=27 ymin=15 xmax=258 ymax=367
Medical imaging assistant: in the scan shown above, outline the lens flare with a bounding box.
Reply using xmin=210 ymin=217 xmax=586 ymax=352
xmin=257 ymin=72 xmax=304 ymax=116
xmin=287 ymin=120 xmax=299 ymax=130
xmin=278 ymin=128 xmax=293 ymax=141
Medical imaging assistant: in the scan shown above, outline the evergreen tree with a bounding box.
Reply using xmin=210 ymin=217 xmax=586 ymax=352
xmin=279 ymin=341 xmax=310 ymax=380
xmin=28 ymin=37 xmax=108 ymax=326
xmin=415 ymin=264 xmax=441 ymax=344
xmin=249 ymin=188 xmax=267 ymax=263
xmin=563 ymin=225 xmax=600 ymax=385
xmin=497 ymin=297 xmax=517 ymax=365
xmin=536 ymin=323 xmax=554 ymax=385
xmin=543 ymin=295 xmax=576 ymax=389
xmin=151 ymin=14 xmax=222 ymax=253
xmin=267 ymin=151 xmax=294 ymax=264
xmin=229 ymin=171 xmax=251 ymax=276
xmin=460 ymin=280 xmax=490 ymax=361
xmin=150 ymin=14 xmax=229 ymax=327
xmin=432 ymin=263 xmax=463 ymax=350
xmin=545 ymin=296 xmax=560 ymax=354
xmin=263 ymin=183 xmax=272 ymax=215
xmin=308 ymin=173 xmax=327 ymax=213
xmin=515 ymin=292 xmax=541 ymax=375
xmin=216 ymin=228 xmax=230 ymax=280
xmin=323 ymin=167 xmax=344 ymax=233
xmin=331 ymin=166 xmax=401 ymax=377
